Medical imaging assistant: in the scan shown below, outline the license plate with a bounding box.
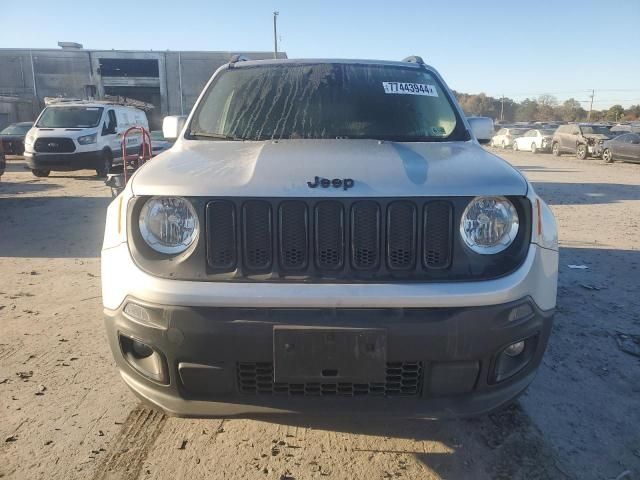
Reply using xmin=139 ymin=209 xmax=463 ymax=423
xmin=273 ymin=327 xmax=387 ymax=383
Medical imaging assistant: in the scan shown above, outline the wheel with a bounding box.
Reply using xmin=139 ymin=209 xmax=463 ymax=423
xmin=576 ymin=144 xmax=588 ymax=160
xmin=96 ymin=150 xmax=113 ymax=178
xmin=552 ymin=142 xmax=560 ymax=156
xmin=531 ymin=143 xmax=537 ymax=154
xmin=501 ymin=140 xmax=506 ymax=149
xmin=512 ymin=141 xmax=519 ymax=151
xmin=602 ymin=148 xmax=613 ymax=163
xmin=490 ymin=139 xmax=495 ymax=147
xmin=32 ymin=169 xmax=50 ymax=177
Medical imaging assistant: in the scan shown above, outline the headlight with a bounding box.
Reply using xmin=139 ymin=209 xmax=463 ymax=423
xmin=460 ymin=196 xmax=519 ymax=254
xmin=139 ymin=197 xmax=199 ymax=254
xmin=77 ymin=133 xmax=97 ymax=145
xmin=25 ymin=133 xmax=35 ymax=146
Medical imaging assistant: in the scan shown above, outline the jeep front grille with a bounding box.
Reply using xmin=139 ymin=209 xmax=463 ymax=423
xmin=237 ymin=361 xmax=423 ymax=397
xmin=205 ymin=198 xmax=453 ymax=280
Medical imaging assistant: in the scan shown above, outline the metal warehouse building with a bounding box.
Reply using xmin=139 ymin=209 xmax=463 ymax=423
xmin=0 ymin=44 xmax=286 ymax=129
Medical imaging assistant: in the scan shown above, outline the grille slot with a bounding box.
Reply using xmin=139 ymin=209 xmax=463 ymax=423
xmin=386 ymin=201 xmax=417 ymax=270
xmin=237 ymin=362 xmax=423 ymax=397
xmin=351 ymin=201 xmax=381 ymax=270
xmin=34 ymin=137 xmax=76 ymax=153
xmin=423 ymin=201 xmax=453 ymax=268
xmin=279 ymin=201 xmax=308 ymax=271
xmin=242 ymin=201 xmax=273 ymax=271
xmin=206 ymin=201 xmax=236 ymax=270
xmin=314 ymin=201 xmax=345 ymax=270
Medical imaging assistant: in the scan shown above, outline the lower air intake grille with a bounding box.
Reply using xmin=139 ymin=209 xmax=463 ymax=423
xmin=237 ymin=362 xmax=423 ymax=397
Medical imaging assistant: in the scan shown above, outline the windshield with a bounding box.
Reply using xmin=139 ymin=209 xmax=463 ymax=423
xmin=511 ymin=129 xmax=528 ymax=135
xmin=541 ymin=129 xmax=556 ymax=135
xmin=581 ymin=125 xmax=611 ymax=135
xmin=0 ymin=123 xmax=32 ymax=135
xmin=36 ymin=106 xmax=104 ymax=128
xmin=189 ymin=63 xmax=467 ymax=142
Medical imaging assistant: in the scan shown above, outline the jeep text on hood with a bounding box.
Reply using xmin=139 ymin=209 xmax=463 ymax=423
xmin=101 ymin=58 xmax=558 ymax=418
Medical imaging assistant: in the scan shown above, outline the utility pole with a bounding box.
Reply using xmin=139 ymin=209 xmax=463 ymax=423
xmin=500 ymin=95 xmax=505 ymax=122
xmin=587 ymin=89 xmax=595 ymax=121
xmin=273 ymin=11 xmax=279 ymax=59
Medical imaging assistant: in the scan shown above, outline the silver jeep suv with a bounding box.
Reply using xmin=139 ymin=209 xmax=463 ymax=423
xmin=101 ymin=56 xmax=558 ymax=418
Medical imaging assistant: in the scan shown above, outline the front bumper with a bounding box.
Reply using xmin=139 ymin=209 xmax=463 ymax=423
xmin=104 ymin=298 xmax=553 ymax=418
xmin=102 ymin=241 xmax=558 ymax=418
xmin=24 ymin=150 xmax=103 ymax=171
xmin=0 ymin=139 xmax=24 ymax=155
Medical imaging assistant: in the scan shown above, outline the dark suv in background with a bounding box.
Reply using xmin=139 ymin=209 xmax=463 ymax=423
xmin=0 ymin=143 xmax=6 ymax=180
xmin=551 ymin=124 xmax=614 ymax=159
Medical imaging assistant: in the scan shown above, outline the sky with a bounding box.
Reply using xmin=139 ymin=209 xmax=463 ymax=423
xmin=2 ymin=0 xmax=639 ymax=109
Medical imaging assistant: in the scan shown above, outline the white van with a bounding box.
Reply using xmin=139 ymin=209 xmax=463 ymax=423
xmin=24 ymin=101 xmax=149 ymax=177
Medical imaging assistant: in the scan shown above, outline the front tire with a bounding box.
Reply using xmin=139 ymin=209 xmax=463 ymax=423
xmin=576 ymin=144 xmax=588 ymax=160
xmin=602 ymin=148 xmax=614 ymax=163
xmin=512 ymin=141 xmax=519 ymax=151
xmin=96 ymin=151 xmax=113 ymax=178
xmin=501 ymin=140 xmax=507 ymax=149
xmin=32 ymin=169 xmax=50 ymax=177
xmin=531 ymin=143 xmax=537 ymax=154
xmin=552 ymin=142 xmax=560 ymax=156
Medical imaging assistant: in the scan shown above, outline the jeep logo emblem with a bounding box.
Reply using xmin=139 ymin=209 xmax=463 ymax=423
xmin=48 ymin=142 xmax=58 ymax=148
xmin=307 ymin=176 xmax=354 ymax=191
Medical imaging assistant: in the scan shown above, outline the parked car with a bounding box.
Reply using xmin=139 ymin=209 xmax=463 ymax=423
xmin=0 ymin=122 xmax=33 ymax=155
xmin=602 ymin=133 xmax=640 ymax=164
xmin=101 ymin=56 xmax=558 ymax=418
xmin=610 ymin=123 xmax=640 ymax=135
xmin=150 ymin=130 xmax=173 ymax=156
xmin=24 ymin=100 xmax=149 ymax=177
xmin=512 ymin=128 xmax=556 ymax=153
xmin=551 ymin=124 xmax=614 ymax=159
xmin=0 ymin=142 xmax=5 ymax=180
xmin=490 ymin=127 xmax=529 ymax=149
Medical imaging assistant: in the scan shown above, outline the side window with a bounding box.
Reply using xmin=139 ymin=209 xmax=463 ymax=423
xmin=103 ymin=110 xmax=117 ymax=135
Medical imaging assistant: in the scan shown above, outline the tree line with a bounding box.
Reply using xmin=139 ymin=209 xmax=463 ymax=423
xmin=453 ymin=91 xmax=640 ymax=123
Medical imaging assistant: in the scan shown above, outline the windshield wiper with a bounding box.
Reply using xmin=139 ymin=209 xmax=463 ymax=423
xmin=189 ymin=132 xmax=243 ymax=141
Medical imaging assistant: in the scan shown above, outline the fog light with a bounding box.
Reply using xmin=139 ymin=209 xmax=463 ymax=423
xmin=131 ymin=339 xmax=153 ymax=358
xmin=119 ymin=334 xmax=167 ymax=384
xmin=504 ymin=340 xmax=525 ymax=357
xmin=491 ymin=335 xmax=539 ymax=384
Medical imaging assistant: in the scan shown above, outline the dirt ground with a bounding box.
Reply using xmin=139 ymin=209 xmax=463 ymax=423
xmin=1 ymin=150 xmax=639 ymax=480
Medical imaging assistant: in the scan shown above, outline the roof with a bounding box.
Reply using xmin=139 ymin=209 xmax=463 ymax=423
xmin=232 ymin=57 xmax=433 ymax=70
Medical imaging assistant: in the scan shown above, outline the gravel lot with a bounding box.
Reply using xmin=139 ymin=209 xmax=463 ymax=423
xmin=1 ymin=150 xmax=639 ymax=480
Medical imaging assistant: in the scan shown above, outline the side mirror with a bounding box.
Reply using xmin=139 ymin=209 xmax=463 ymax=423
xmin=467 ymin=116 xmax=494 ymax=144
xmin=162 ymin=116 xmax=187 ymax=141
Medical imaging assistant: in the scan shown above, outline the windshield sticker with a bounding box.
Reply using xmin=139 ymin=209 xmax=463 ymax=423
xmin=382 ymin=82 xmax=438 ymax=96
xmin=431 ymin=126 xmax=446 ymax=136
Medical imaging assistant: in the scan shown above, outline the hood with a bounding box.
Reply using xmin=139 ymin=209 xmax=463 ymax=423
xmin=131 ymin=139 xmax=528 ymax=197
xmin=0 ymin=134 xmax=26 ymax=141
xmin=29 ymin=127 xmax=97 ymax=139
